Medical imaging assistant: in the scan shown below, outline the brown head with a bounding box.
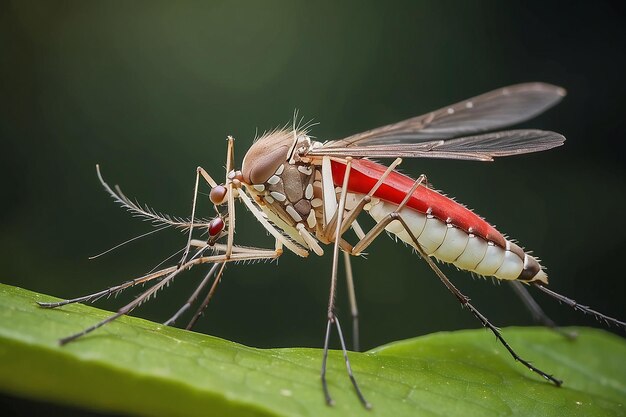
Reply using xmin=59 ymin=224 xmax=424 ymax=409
xmin=240 ymin=129 xmax=321 ymax=237
xmin=241 ymin=129 xmax=312 ymax=186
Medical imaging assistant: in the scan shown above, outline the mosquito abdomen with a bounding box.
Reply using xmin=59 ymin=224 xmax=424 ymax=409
xmin=367 ymin=199 xmax=548 ymax=284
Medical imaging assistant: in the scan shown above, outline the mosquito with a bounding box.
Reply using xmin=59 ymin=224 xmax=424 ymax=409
xmin=39 ymin=82 xmax=625 ymax=408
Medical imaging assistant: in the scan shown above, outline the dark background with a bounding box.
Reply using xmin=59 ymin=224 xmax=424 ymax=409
xmin=1 ymin=1 xmax=625 ymax=415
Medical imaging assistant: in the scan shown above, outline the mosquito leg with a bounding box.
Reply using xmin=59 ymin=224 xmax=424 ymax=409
xmin=54 ymin=246 xmax=281 ymax=344
xmin=533 ymin=284 xmax=626 ymax=330
xmin=321 ymin=157 xmax=402 ymax=242
xmin=346 ymin=173 xmax=562 ymax=386
xmin=320 ymin=158 xmax=370 ymax=408
xmin=237 ymin=189 xmax=308 ymax=257
xmin=225 ymin=137 xmax=237 ymax=258
xmin=321 ymin=156 xmax=338 ymax=229
xmin=338 ymin=158 xmax=402 ymax=237
xmin=297 ymin=223 xmax=324 ymax=256
xmin=37 ymin=266 xmax=177 ymax=308
xmin=343 ymin=251 xmax=360 ymax=352
xmin=351 ymin=219 xmax=366 ymax=240
xmin=59 ymin=265 xmax=186 ymax=345
xmin=225 ymin=135 xmax=236 ymax=176
xmin=510 ymin=281 xmax=559 ymax=328
xmin=163 ymin=262 xmax=222 ymax=326
xmin=392 ymin=213 xmax=561 ymax=386
xmin=320 ymin=314 xmax=370 ymax=408
xmin=44 ymin=243 xmax=220 ymax=311
xmin=40 ymin=242 xmax=278 ymax=310
xmin=59 ymin=244 xmax=217 ymax=344
xmin=186 ymin=263 xmax=227 ymax=330
xmin=352 ymin=174 xmax=427 ymax=255
xmin=321 ymin=318 xmax=334 ymax=406
xmin=327 ymin=158 xmax=352 ymax=322
xmin=180 ymin=167 xmax=221 ymax=266
xmin=180 ymin=168 xmax=202 ymax=266
xmin=183 ymin=241 xmax=284 ymax=329
xmin=509 ymin=281 xmax=577 ymax=340
xmin=335 ymin=315 xmax=371 ymax=408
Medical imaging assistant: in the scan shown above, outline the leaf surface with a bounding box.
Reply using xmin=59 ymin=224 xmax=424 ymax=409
xmin=0 ymin=283 xmax=624 ymax=417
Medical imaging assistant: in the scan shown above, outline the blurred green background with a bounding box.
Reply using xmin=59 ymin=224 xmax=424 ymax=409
xmin=1 ymin=0 xmax=625 ymax=414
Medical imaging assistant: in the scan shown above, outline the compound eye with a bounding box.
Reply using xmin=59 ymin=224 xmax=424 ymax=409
xmin=209 ymin=185 xmax=227 ymax=205
xmin=208 ymin=217 xmax=225 ymax=237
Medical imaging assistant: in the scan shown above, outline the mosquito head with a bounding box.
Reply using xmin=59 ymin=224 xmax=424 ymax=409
xmin=241 ymin=129 xmax=312 ymax=186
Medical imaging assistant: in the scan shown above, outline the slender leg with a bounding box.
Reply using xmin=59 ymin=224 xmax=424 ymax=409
xmin=335 ymin=316 xmax=370 ymax=408
xmin=163 ymin=263 xmax=222 ymax=326
xmin=396 ymin=215 xmax=562 ymax=386
xmin=321 ymin=157 xmax=402 ymax=242
xmin=351 ymin=220 xmax=366 ymax=240
xmin=39 ymin=244 xmax=278 ymax=310
xmin=298 ymin=223 xmax=325 ymax=256
xmin=322 ymin=157 xmax=402 ymax=242
xmin=186 ymin=263 xmax=227 ymax=330
xmin=318 ymin=158 xmax=403 ymax=406
xmin=343 ymin=251 xmax=360 ymax=352
xmin=321 ymin=319 xmax=334 ymax=405
xmin=225 ymin=137 xmax=236 ymax=258
xmin=320 ymin=315 xmax=371 ymax=409
xmin=533 ymin=284 xmax=626 ymax=330
xmin=38 ymin=266 xmax=177 ymax=308
xmin=509 ymin=281 xmax=577 ymax=339
xmin=182 ymin=136 xmax=236 ymax=265
xmin=237 ymin=189 xmax=308 ymax=257
xmin=349 ymin=200 xmax=563 ymax=386
xmin=181 ymin=167 xmax=221 ymax=265
xmin=45 ymin=246 xmax=282 ymax=344
xmin=58 ymin=260 xmax=192 ymax=345
xmin=321 ymin=156 xmax=338 ymax=229
xmin=225 ymin=135 xmax=236 ymax=177
xmin=180 ymin=168 xmax=203 ymax=266
xmin=338 ymin=158 xmax=403 ymax=237
xmin=319 ymin=158 xmax=371 ymax=408
xmin=352 ymin=174 xmax=427 ymax=256
xmin=327 ymin=158 xmax=352 ymax=321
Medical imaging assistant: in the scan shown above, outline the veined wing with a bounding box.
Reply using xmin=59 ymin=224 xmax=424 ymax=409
xmin=306 ymin=82 xmax=566 ymax=161
xmin=315 ymin=82 xmax=565 ymax=148
xmin=308 ymin=129 xmax=565 ymax=161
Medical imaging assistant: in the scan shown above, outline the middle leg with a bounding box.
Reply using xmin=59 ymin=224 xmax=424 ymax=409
xmin=509 ymin=281 xmax=577 ymax=339
xmin=343 ymin=251 xmax=360 ymax=352
xmin=319 ymin=157 xmax=371 ymax=408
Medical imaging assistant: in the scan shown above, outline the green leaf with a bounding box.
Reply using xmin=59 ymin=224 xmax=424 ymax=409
xmin=0 ymin=283 xmax=624 ymax=417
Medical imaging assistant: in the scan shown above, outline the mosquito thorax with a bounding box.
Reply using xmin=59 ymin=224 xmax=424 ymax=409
xmin=241 ymin=129 xmax=323 ymax=232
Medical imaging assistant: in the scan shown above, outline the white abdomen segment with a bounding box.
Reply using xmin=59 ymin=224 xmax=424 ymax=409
xmin=366 ymin=199 xmax=547 ymax=284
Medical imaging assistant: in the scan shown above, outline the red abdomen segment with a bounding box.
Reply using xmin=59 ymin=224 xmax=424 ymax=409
xmin=331 ymin=159 xmax=506 ymax=247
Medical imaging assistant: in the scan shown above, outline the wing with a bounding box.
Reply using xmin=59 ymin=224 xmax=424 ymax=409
xmin=308 ymin=129 xmax=565 ymax=161
xmin=309 ymin=82 xmax=566 ymax=160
